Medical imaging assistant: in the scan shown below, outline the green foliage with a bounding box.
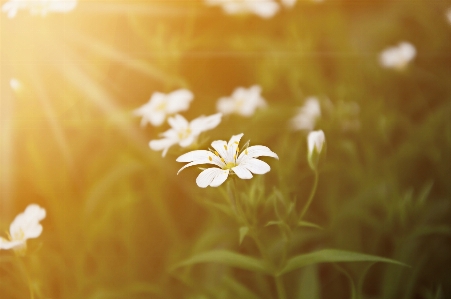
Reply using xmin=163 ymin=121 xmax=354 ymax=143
xmin=1 ymin=0 xmax=451 ymax=298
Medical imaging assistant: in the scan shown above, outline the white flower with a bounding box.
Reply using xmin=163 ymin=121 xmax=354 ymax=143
xmin=216 ymin=85 xmax=267 ymax=117
xmin=379 ymin=42 xmax=416 ymax=70
xmin=149 ymin=113 xmax=222 ymax=157
xmin=177 ymin=133 xmax=278 ymax=188
xmin=290 ymin=97 xmax=321 ymax=131
xmin=280 ymin=0 xmax=296 ymax=8
xmin=134 ymin=89 xmax=194 ymax=127
xmin=2 ymin=0 xmax=77 ymax=18
xmin=307 ymin=130 xmax=325 ymax=171
xmin=9 ymin=78 xmax=21 ymax=91
xmin=205 ymin=0 xmax=279 ymax=19
xmin=0 ymin=204 xmax=46 ymax=253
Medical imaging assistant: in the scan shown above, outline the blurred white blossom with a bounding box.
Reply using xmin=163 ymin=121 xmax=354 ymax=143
xmin=0 ymin=204 xmax=46 ymax=254
xmin=177 ymin=133 xmax=278 ymax=188
xmin=379 ymin=42 xmax=416 ymax=70
xmin=9 ymin=78 xmax=21 ymax=91
xmin=134 ymin=89 xmax=194 ymax=127
xmin=2 ymin=0 xmax=77 ymax=18
xmin=307 ymin=130 xmax=325 ymax=171
xmin=447 ymin=8 xmax=451 ymax=24
xmin=216 ymin=85 xmax=267 ymax=117
xmin=205 ymin=0 xmax=279 ymax=19
xmin=290 ymin=97 xmax=321 ymax=131
xmin=149 ymin=113 xmax=222 ymax=157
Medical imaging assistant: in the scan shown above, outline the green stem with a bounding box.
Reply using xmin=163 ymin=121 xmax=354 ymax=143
xmin=15 ymin=255 xmax=34 ymax=299
xmin=275 ymin=276 xmax=287 ymax=299
xmin=299 ymin=170 xmax=319 ymax=221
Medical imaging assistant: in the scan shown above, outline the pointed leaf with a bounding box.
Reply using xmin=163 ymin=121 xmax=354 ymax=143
xmin=298 ymin=221 xmax=323 ymax=230
xmin=171 ymin=250 xmax=271 ymax=274
xmin=278 ymin=249 xmax=408 ymax=276
xmin=239 ymin=226 xmax=249 ymax=245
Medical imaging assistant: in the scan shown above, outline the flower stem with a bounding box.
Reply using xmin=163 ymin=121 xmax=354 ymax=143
xmin=15 ymin=255 xmax=34 ymax=299
xmin=275 ymin=276 xmax=287 ymax=299
xmin=299 ymin=170 xmax=319 ymax=221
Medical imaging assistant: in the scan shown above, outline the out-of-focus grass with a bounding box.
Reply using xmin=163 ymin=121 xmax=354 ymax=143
xmin=1 ymin=1 xmax=451 ymax=298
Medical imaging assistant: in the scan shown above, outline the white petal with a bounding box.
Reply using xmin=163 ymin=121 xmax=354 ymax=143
xmin=166 ymin=89 xmax=193 ymax=114
xmin=190 ymin=113 xmax=222 ymax=134
xmin=249 ymin=1 xmax=279 ymax=18
xmin=210 ymin=169 xmax=230 ymax=187
xmin=196 ymin=168 xmax=226 ymax=188
xmin=227 ymin=133 xmax=244 ymax=161
xmin=216 ymin=97 xmax=235 ymax=115
xmin=147 ymin=111 xmax=166 ymax=126
xmin=179 ymin=135 xmax=196 ymax=148
xmin=10 ymin=204 xmax=46 ymax=240
xmin=176 ymin=150 xmax=212 ymax=162
xmin=211 ymin=140 xmax=229 ymax=161
xmin=307 ymin=130 xmax=325 ymax=154
xmin=168 ymin=114 xmax=189 ymax=131
xmin=149 ymin=138 xmax=178 ymax=157
xmin=232 ymin=165 xmax=253 ymax=179
xmin=238 ymin=145 xmax=278 ymax=162
xmin=240 ymin=158 xmax=270 ymax=174
xmin=0 ymin=237 xmax=24 ymax=250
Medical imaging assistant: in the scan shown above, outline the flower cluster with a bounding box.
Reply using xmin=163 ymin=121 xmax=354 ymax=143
xmin=204 ymin=0 xmax=322 ymax=19
xmin=2 ymin=0 xmax=77 ymax=18
xmin=379 ymin=42 xmax=416 ymax=70
xmin=135 ymin=85 xmax=268 ymax=158
xmin=0 ymin=204 xmax=46 ymax=254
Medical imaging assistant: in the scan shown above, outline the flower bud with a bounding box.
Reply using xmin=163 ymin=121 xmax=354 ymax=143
xmin=307 ymin=130 xmax=326 ymax=171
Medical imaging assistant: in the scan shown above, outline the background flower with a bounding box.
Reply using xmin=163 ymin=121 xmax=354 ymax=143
xmin=134 ymin=89 xmax=193 ymax=127
xmin=0 ymin=204 xmax=46 ymax=252
xmin=2 ymin=0 xmax=77 ymax=18
xmin=290 ymin=97 xmax=321 ymax=131
xmin=205 ymin=0 xmax=280 ymax=18
xmin=149 ymin=113 xmax=222 ymax=157
xmin=379 ymin=42 xmax=416 ymax=70
xmin=216 ymin=85 xmax=267 ymax=117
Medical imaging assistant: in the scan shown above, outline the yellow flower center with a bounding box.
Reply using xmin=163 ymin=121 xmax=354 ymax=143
xmin=178 ymin=128 xmax=192 ymax=140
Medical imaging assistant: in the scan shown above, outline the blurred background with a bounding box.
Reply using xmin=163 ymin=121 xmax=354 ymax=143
xmin=1 ymin=0 xmax=451 ymax=298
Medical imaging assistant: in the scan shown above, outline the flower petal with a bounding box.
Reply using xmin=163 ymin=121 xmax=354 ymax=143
xmin=216 ymin=97 xmax=236 ymax=115
xmin=190 ymin=113 xmax=222 ymax=135
xmin=210 ymin=169 xmax=230 ymax=187
xmin=168 ymin=114 xmax=189 ymax=131
xmin=166 ymin=89 xmax=193 ymax=114
xmin=176 ymin=150 xmax=212 ymax=162
xmin=176 ymin=150 xmax=222 ymax=174
xmin=196 ymin=168 xmax=227 ymax=188
xmin=211 ymin=140 xmax=229 ymax=161
xmin=227 ymin=133 xmax=244 ymax=161
xmin=240 ymin=158 xmax=270 ymax=174
xmin=149 ymin=137 xmax=178 ymax=157
xmin=0 ymin=237 xmax=24 ymax=250
xmin=10 ymin=204 xmax=46 ymax=240
xmin=238 ymin=145 xmax=278 ymax=162
xmin=232 ymin=165 xmax=253 ymax=179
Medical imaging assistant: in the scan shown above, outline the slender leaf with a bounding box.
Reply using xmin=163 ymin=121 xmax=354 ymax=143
xmin=239 ymin=226 xmax=249 ymax=245
xmin=298 ymin=221 xmax=323 ymax=230
xmin=171 ymin=250 xmax=271 ymax=274
xmin=278 ymin=249 xmax=408 ymax=276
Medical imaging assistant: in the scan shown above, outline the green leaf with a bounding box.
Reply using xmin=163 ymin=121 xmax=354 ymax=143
xmin=278 ymin=249 xmax=408 ymax=276
xmin=298 ymin=221 xmax=323 ymax=230
xmin=222 ymin=276 xmax=261 ymax=299
xmin=239 ymin=226 xmax=249 ymax=245
xmin=171 ymin=250 xmax=271 ymax=274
